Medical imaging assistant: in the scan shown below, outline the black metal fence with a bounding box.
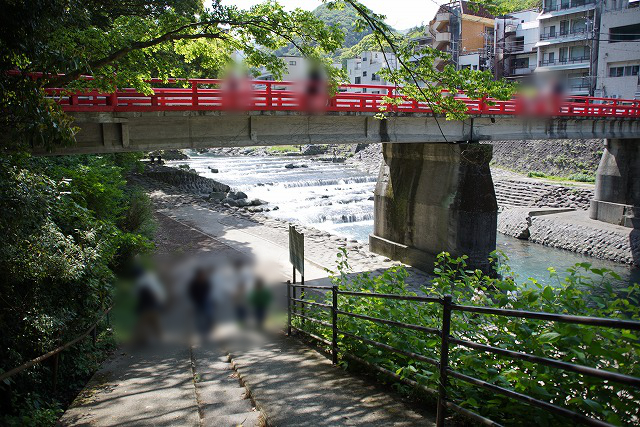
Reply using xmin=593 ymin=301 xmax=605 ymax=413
xmin=286 ymin=282 xmax=640 ymax=427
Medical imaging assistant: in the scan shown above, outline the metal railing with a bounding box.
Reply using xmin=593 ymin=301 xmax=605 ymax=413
xmin=39 ymin=77 xmax=640 ymax=118
xmin=539 ymin=28 xmax=589 ymax=40
xmin=0 ymin=307 xmax=112 ymax=391
xmin=286 ymin=283 xmax=640 ymax=427
xmin=539 ymin=55 xmax=590 ymax=66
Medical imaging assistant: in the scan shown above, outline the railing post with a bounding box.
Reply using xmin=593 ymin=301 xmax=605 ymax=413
xmin=478 ymin=95 xmax=487 ymax=114
xmin=266 ymin=82 xmax=272 ymax=109
xmin=51 ymin=353 xmax=59 ymax=393
xmin=331 ymin=285 xmax=338 ymax=364
xmin=292 ymin=282 xmax=297 ymax=319
xmin=436 ymin=295 xmax=453 ymax=427
xmin=192 ymin=81 xmax=198 ymax=107
xmin=287 ymin=280 xmax=292 ymax=336
xmin=301 ymin=275 xmax=305 ymax=328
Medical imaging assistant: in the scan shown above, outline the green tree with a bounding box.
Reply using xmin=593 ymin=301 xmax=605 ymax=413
xmin=1 ymin=0 xmax=516 ymax=151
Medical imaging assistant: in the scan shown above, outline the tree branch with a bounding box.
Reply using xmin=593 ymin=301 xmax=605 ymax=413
xmin=46 ymin=22 xmax=227 ymax=87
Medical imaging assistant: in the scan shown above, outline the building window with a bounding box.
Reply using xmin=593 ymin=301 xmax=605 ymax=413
xmin=289 ymin=60 xmax=297 ymax=66
xmin=362 ymin=71 xmax=367 ymax=76
xmin=371 ymin=73 xmax=380 ymax=81
xmin=610 ymin=23 xmax=640 ymax=42
xmin=355 ymin=76 xmax=361 ymax=84
xmin=570 ymin=46 xmax=589 ymax=61
xmin=512 ymin=57 xmax=530 ymax=69
xmin=609 ymin=65 xmax=639 ymax=77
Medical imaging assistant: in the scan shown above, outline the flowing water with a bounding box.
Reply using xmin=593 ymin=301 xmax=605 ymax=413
xmin=170 ymin=152 xmax=640 ymax=288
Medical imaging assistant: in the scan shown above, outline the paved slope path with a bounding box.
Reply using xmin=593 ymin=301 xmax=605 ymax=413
xmin=227 ymin=332 xmax=435 ymax=427
xmin=60 ymin=213 xmax=261 ymax=427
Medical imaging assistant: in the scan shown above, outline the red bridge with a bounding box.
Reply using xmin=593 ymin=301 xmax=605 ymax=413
xmin=36 ymin=77 xmax=640 ymax=281
xmin=47 ymin=79 xmax=640 ymax=118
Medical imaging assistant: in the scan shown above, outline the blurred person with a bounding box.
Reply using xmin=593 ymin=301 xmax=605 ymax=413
xmin=231 ymin=258 xmax=254 ymax=326
xmin=249 ymin=278 xmax=272 ymax=329
xmin=188 ymin=267 xmax=215 ymax=337
xmin=303 ymin=65 xmax=328 ymax=113
xmin=133 ymin=266 xmax=166 ymax=344
xmin=233 ymin=281 xmax=248 ymax=326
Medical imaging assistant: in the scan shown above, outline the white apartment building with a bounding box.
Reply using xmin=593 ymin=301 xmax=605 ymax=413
xmin=535 ymin=0 xmax=598 ymax=95
xmin=494 ymin=10 xmax=540 ymax=80
xmin=345 ymin=51 xmax=398 ymax=93
xmin=256 ymin=56 xmax=309 ymax=82
xmin=595 ymin=0 xmax=640 ymax=99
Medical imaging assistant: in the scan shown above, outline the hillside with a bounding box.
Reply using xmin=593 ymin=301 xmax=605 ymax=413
xmin=275 ymin=3 xmax=376 ymax=59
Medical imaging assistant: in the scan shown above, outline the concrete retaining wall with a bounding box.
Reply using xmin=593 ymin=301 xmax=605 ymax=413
xmin=487 ymin=139 xmax=603 ymax=177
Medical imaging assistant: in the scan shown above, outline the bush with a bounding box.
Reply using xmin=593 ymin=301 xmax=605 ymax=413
xmin=0 ymin=153 xmax=152 ymax=425
xmin=527 ymin=171 xmax=547 ymax=178
xmin=296 ymin=249 xmax=640 ymax=426
xmin=567 ymin=172 xmax=596 ymax=183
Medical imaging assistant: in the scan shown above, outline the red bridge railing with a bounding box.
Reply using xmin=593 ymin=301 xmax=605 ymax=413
xmin=44 ymin=79 xmax=640 ymax=118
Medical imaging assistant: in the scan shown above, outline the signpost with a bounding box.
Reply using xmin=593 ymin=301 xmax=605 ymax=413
xmin=289 ymin=224 xmax=304 ymax=283
xmin=288 ymin=224 xmax=305 ymax=334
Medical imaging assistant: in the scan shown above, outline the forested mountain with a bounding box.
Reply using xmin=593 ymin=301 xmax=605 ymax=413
xmin=276 ymin=0 xmax=541 ymax=61
xmin=275 ymin=3 xmax=377 ymax=59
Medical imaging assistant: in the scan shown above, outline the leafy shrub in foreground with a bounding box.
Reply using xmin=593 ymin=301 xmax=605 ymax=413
xmin=295 ymin=249 xmax=640 ymax=426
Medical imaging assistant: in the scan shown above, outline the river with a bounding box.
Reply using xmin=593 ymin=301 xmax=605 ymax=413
xmin=170 ymin=152 xmax=640 ymax=288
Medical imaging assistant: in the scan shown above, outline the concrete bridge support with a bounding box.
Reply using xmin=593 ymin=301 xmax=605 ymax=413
xmin=369 ymin=142 xmax=498 ymax=273
xmin=590 ymin=138 xmax=640 ymax=228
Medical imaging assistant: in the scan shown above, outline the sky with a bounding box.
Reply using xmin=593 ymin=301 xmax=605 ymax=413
xmin=219 ymin=0 xmax=444 ymax=30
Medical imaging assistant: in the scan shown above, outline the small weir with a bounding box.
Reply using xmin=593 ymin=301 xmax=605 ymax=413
xmin=172 ymin=153 xmax=639 ymax=288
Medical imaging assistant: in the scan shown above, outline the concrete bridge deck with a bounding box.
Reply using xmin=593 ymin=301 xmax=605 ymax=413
xmin=64 ymin=110 xmax=640 ymax=155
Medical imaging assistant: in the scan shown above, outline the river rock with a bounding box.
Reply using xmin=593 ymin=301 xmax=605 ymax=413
xmin=209 ymin=167 xmax=219 ymax=173
xmin=235 ymin=198 xmax=249 ymax=207
xmin=250 ymin=199 xmax=266 ymax=206
xmin=229 ymin=191 xmax=248 ymax=200
xmin=222 ymin=197 xmax=238 ymax=207
xmin=209 ymin=191 xmax=226 ymax=201
xmin=284 ymin=163 xmax=308 ymax=169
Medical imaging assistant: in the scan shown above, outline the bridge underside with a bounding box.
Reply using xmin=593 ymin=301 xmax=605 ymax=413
xmin=41 ymin=112 xmax=639 ymax=272
xmin=45 ymin=111 xmax=640 ymax=155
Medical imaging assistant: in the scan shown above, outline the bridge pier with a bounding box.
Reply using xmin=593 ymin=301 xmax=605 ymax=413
xmin=369 ymin=142 xmax=498 ymax=273
xmin=590 ymin=138 xmax=640 ymax=228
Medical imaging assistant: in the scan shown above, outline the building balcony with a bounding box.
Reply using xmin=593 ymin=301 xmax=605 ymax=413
xmin=539 ymin=55 xmax=589 ymax=66
xmin=542 ymin=0 xmax=596 ymax=13
xmin=539 ymin=28 xmax=588 ymax=42
xmin=505 ymin=44 xmax=526 ymax=54
xmin=567 ymin=77 xmax=591 ymax=91
xmin=504 ymin=24 xmax=518 ymax=34
xmin=434 ymin=32 xmax=451 ymax=43
xmin=509 ymin=66 xmax=537 ymax=76
xmin=435 ymin=12 xmax=450 ymax=23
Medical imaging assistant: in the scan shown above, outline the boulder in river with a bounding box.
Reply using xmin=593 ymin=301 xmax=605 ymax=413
xmin=250 ymin=199 xmax=266 ymax=206
xmin=229 ymin=191 xmax=248 ymax=200
xmin=285 ymin=163 xmax=308 ymax=169
xmin=222 ymin=198 xmax=238 ymax=207
xmin=209 ymin=191 xmax=226 ymax=201
xmin=236 ymin=198 xmax=249 ymax=207
xmin=209 ymin=167 xmax=219 ymax=173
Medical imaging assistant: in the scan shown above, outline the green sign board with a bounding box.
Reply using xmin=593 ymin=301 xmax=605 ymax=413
xmin=289 ymin=224 xmax=304 ymax=276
